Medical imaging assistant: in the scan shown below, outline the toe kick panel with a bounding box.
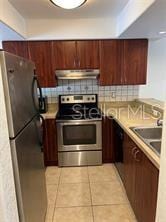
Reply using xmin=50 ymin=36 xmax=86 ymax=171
xmin=58 ymin=151 xmax=102 ymax=167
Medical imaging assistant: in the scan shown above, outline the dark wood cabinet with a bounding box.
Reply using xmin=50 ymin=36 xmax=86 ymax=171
xmin=100 ymin=40 xmax=123 ymax=85
xmin=28 ymin=41 xmax=56 ymax=87
xmin=123 ymin=133 xmax=136 ymax=207
xmin=139 ymin=153 xmax=159 ymax=222
xmin=102 ymin=116 xmax=115 ymax=163
xmin=43 ymin=119 xmax=58 ymax=166
xmin=123 ymin=39 xmax=148 ymax=85
xmin=100 ymin=39 xmax=148 ymax=86
xmin=123 ymin=133 xmax=159 ymax=222
xmin=52 ymin=40 xmax=99 ymax=70
xmin=77 ymin=40 xmax=99 ymax=69
xmin=3 ymin=39 xmax=148 ymax=87
xmin=52 ymin=41 xmax=77 ymax=70
xmin=2 ymin=41 xmax=29 ymax=59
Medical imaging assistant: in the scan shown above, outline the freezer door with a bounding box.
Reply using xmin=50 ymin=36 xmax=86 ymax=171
xmin=1 ymin=52 xmax=38 ymax=137
xmin=10 ymin=116 xmax=47 ymax=222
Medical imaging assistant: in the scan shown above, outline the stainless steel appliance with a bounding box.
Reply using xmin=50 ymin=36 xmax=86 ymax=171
xmin=56 ymin=69 xmax=99 ymax=80
xmin=114 ymin=120 xmax=124 ymax=181
xmin=0 ymin=51 xmax=47 ymax=222
xmin=56 ymin=94 xmax=102 ymax=167
xmin=39 ymin=96 xmax=48 ymax=114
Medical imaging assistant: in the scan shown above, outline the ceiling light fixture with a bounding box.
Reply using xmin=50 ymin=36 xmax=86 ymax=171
xmin=159 ymin=31 xmax=166 ymax=35
xmin=50 ymin=0 xmax=87 ymax=9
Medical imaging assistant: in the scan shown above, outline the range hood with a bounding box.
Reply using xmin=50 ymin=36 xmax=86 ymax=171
xmin=56 ymin=69 xmax=100 ymax=80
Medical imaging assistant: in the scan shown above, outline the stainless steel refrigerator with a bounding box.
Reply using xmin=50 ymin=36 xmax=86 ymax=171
xmin=0 ymin=51 xmax=47 ymax=222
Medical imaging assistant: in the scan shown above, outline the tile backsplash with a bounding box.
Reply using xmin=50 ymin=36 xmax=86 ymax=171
xmin=41 ymin=80 xmax=139 ymax=104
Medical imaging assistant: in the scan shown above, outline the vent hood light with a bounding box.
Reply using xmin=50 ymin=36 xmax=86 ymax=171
xmin=50 ymin=0 xmax=87 ymax=9
xmin=56 ymin=70 xmax=100 ymax=80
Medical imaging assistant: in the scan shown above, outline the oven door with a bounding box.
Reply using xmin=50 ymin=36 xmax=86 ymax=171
xmin=57 ymin=120 xmax=102 ymax=152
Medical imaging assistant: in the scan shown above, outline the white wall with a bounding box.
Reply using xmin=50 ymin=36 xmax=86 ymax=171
xmin=117 ymin=0 xmax=155 ymax=36
xmin=0 ymin=58 xmax=19 ymax=222
xmin=156 ymin=103 xmax=166 ymax=222
xmin=0 ymin=0 xmax=26 ymax=38
xmin=139 ymin=38 xmax=166 ymax=101
xmin=26 ymin=17 xmax=116 ymax=40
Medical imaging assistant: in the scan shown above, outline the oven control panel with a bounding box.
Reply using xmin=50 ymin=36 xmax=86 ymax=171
xmin=60 ymin=95 xmax=97 ymax=104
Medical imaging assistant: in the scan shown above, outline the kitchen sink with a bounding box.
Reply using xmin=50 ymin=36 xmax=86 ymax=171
xmin=132 ymin=127 xmax=162 ymax=140
xmin=150 ymin=141 xmax=161 ymax=155
xmin=130 ymin=126 xmax=162 ymax=156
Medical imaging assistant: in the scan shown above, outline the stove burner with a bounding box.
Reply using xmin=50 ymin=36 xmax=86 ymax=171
xmin=56 ymin=94 xmax=102 ymax=121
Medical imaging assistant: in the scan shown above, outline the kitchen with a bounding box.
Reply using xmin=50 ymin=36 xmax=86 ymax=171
xmin=0 ymin=0 xmax=166 ymax=222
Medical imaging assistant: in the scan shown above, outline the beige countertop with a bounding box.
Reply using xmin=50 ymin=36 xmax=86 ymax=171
xmin=41 ymin=103 xmax=58 ymax=119
xmin=42 ymin=101 xmax=160 ymax=169
xmin=100 ymin=102 xmax=160 ymax=169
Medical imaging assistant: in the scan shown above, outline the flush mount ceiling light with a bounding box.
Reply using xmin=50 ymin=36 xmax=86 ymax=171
xmin=159 ymin=31 xmax=166 ymax=35
xmin=50 ymin=0 xmax=87 ymax=9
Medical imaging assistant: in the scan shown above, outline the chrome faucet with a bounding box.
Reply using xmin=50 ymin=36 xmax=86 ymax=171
xmin=157 ymin=119 xmax=163 ymax=126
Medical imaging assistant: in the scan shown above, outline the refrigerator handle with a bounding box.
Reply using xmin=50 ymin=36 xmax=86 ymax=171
xmin=32 ymin=74 xmax=43 ymax=113
xmin=38 ymin=114 xmax=45 ymax=152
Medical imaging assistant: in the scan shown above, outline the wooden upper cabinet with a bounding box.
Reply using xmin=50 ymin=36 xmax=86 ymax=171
xmin=77 ymin=41 xmax=99 ymax=69
xmin=52 ymin=40 xmax=99 ymax=70
xmin=2 ymin=41 xmax=29 ymax=59
xmin=99 ymin=39 xmax=148 ymax=86
xmin=123 ymin=39 xmax=148 ymax=85
xmin=52 ymin=41 xmax=77 ymax=70
xmin=100 ymin=40 xmax=123 ymax=85
xmin=28 ymin=41 xmax=56 ymax=87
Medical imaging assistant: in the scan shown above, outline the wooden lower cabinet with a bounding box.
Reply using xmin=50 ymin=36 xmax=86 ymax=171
xmin=102 ymin=117 xmax=115 ymax=163
xmin=123 ymin=133 xmax=159 ymax=222
xmin=43 ymin=119 xmax=58 ymax=166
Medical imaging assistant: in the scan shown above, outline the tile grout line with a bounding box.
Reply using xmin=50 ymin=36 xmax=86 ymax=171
xmin=51 ymin=167 xmax=62 ymax=222
xmin=87 ymin=167 xmax=95 ymax=222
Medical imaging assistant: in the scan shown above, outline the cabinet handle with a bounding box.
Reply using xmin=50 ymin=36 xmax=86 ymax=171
xmin=132 ymin=147 xmax=137 ymax=156
xmin=78 ymin=59 xmax=80 ymax=68
xmin=134 ymin=150 xmax=140 ymax=162
xmin=74 ymin=59 xmax=76 ymax=68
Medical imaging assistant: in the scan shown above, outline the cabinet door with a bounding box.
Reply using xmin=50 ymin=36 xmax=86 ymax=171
xmin=99 ymin=40 xmax=123 ymax=86
xmin=133 ymin=147 xmax=144 ymax=222
xmin=28 ymin=41 xmax=56 ymax=87
xmin=140 ymin=154 xmax=159 ymax=222
xmin=124 ymin=135 xmax=159 ymax=222
xmin=123 ymin=134 xmax=136 ymax=207
xmin=2 ymin=41 xmax=29 ymax=59
xmin=44 ymin=119 xmax=58 ymax=166
xmin=123 ymin=39 xmax=148 ymax=85
xmin=52 ymin=41 xmax=77 ymax=70
xmin=102 ymin=117 xmax=115 ymax=163
xmin=77 ymin=40 xmax=99 ymax=69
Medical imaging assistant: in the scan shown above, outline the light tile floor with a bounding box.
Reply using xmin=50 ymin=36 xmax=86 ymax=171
xmin=45 ymin=164 xmax=137 ymax=222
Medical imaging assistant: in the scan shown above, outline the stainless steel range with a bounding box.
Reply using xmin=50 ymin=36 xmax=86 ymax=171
xmin=56 ymin=94 xmax=102 ymax=167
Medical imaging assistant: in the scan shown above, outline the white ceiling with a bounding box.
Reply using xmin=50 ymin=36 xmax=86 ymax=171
xmin=8 ymin=0 xmax=129 ymax=19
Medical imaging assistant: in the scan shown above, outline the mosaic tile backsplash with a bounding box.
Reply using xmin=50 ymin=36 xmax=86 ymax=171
xmin=41 ymin=80 xmax=139 ymax=104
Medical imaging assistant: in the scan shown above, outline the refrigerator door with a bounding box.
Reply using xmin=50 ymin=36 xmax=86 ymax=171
xmin=10 ymin=116 xmax=47 ymax=222
xmin=0 ymin=52 xmax=38 ymax=138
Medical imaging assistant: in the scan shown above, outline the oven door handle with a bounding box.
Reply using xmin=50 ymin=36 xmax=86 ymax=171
xmin=56 ymin=120 xmax=102 ymax=125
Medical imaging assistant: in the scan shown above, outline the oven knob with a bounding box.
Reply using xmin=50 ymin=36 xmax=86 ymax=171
xmin=92 ymin=97 xmax=95 ymax=100
xmin=67 ymin=98 xmax=69 ymax=101
xmin=62 ymin=98 xmax=65 ymax=102
xmin=87 ymin=97 xmax=90 ymax=101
